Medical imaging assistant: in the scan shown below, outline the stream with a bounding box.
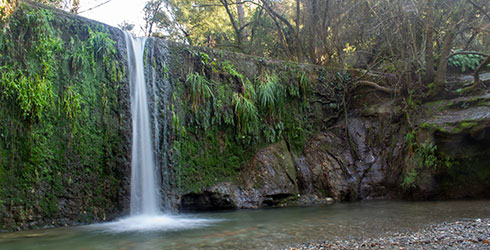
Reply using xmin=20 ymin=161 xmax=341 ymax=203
xmin=0 ymin=200 xmax=489 ymax=250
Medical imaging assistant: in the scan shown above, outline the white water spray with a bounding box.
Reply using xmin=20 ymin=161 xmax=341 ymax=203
xmin=124 ymin=33 xmax=160 ymax=216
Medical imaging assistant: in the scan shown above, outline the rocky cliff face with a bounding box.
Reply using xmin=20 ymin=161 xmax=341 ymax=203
xmin=410 ymin=93 xmax=490 ymax=199
xmin=1 ymin=1 xmax=489 ymax=231
xmin=0 ymin=2 xmax=132 ymax=231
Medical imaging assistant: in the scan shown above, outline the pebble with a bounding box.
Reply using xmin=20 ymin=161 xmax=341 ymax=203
xmin=281 ymin=218 xmax=490 ymax=250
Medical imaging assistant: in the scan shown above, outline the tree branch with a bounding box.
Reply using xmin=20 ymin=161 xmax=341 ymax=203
xmin=448 ymin=51 xmax=490 ymax=59
xmin=219 ymin=0 xmax=242 ymax=49
xmin=466 ymin=0 xmax=490 ymax=21
xmin=78 ymin=0 xmax=114 ymax=14
xmin=259 ymin=0 xmax=305 ymax=61
xmin=197 ymin=1 xmax=259 ymax=8
xmin=353 ymin=81 xmax=396 ymax=94
xmin=473 ymin=55 xmax=490 ymax=85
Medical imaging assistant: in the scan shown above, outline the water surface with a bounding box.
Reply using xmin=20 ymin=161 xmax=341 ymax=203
xmin=1 ymin=200 xmax=489 ymax=250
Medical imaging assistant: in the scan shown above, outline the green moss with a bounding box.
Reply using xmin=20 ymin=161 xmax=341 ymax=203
xmin=170 ymin=50 xmax=345 ymax=193
xmin=0 ymin=5 xmax=126 ymax=229
xmin=459 ymin=121 xmax=478 ymax=129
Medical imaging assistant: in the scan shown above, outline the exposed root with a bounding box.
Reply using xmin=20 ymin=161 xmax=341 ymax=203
xmin=353 ymin=80 xmax=396 ymax=94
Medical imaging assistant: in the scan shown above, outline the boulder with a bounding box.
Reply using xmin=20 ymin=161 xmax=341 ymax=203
xmin=178 ymin=141 xmax=300 ymax=210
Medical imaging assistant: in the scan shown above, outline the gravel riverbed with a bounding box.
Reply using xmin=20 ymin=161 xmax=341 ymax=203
xmin=282 ymin=218 xmax=490 ymax=250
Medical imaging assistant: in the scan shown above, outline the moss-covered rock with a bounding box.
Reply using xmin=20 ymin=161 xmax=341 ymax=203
xmin=0 ymin=2 xmax=131 ymax=231
xmin=178 ymin=141 xmax=300 ymax=210
xmin=417 ymin=93 xmax=490 ymax=157
xmin=403 ymin=93 xmax=490 ymax=199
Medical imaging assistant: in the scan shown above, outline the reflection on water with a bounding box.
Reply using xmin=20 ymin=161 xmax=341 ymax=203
xmin=0 ymin=200 xmax=489 ymax=250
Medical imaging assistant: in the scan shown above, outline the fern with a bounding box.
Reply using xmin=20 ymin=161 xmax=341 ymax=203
xmin=232 ymin=92 xmax=259 ymax=136
xmin=86 ymin=27 xmax=117 ymax=72
xmin=257 ymin=73 xmax=284 ymax=120
xmin=62 ymin=85 xmax=82 ymax=121
xmin=186 ymin=72 xmax=213 ymax=112
xmin=299 ymin=72 xmax=310 ymax=99
xmin=448 ymin=50 xmax=483 ymax=73
xmin=258 ymin=73 xmax=281 ymax=109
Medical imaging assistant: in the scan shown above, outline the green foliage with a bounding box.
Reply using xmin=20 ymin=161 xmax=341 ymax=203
xmin=405 ymin=90 xmax=419 ymax=109
xmin=404 ymin=130 xmax=415 ymax=145
xmin=173 ymin=126 xmax=252 ymax=192
xmin=402 ymin=138 xmax=458 ymax=189
xmin=299 ymin=72 xmax=310 ymax=99
xmin=211 ymin=82 xmax=234 ymax=126
xmin=402 ymin=168 xmax=418 ymax=189
xmin=197 ymin=51 xmax=210 ymax=65
xmin=162 ymin=62 xmax=169 ymax=80
xmin=172 ymin=52 xmax=328 ymax=192
xmin=448 ymin=50 xmax=483 ymax=73
xmin=233 ymin=92 xmax=259 ymax=136
xmin=61 ymin=85 xmax=82 ymax=121
xmin=286 ymin=70 xmax=311 ymax=100
xmin=13 ymin=73 xmax=53 ymax=120
xmin=0 ymin=6 xmax=125 ymax=228
xmin=222 ymin=61 xmax=243 ymax=80
xmin=0 ymin=7 xmax=62 ymax=122
xmin=86 ymin=27 xmax=117 ymax=72
xmin=414 ymin=141 xmax=439 ymax=169
xmin=186 ymin=72 xmax=213 ymax=112
xmin=257 ymin=73 xmax=285 ymax=114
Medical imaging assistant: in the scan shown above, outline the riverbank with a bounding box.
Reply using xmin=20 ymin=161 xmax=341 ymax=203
xmin=283 ymin=218 xmax=490 ymax=250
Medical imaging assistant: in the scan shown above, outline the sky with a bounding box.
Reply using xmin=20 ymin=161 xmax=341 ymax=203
xmin=79 ymin=0 xmax=147 ymax=35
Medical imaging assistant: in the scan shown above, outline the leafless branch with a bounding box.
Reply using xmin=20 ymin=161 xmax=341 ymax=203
xmin=78 ymin=0 xmax=114 ymax=14
xmin=466 ymin=0 xmax=490 ymax=21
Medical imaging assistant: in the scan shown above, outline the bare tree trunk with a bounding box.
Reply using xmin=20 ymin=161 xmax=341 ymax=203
xmin=260 ymin=0 xmax=304 ymax=61
xmin=249 ymin=7 xmax=263 ymax=49
xmin=473 ymin=55 xmax=490 ymax=88
xmin=220 ymin=0 xmax=243 ymax=50
xmin=294 ymin=0 xmax=304 ymax=62
xmin=295 ymin=0 xmax=300 ymax=35
xmin=425 ymin=0 xmax=435 ymax=82
xmin=236 ymin=0 xmax=247 ymax=42
xmin=304 ymin=0 xmax=318 ymax=63
xmin=433 ymin=29 xmax=456 ymax=90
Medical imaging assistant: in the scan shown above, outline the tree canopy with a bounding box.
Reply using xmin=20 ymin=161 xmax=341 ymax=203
xmin=142 ymin=0 xmax=489 ymax=91
xmin=3 ymin=0 xmax=489 ymax=92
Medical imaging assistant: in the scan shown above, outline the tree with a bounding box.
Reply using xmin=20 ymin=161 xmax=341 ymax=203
xmin=143 ymin=0 xmax=489 ymax=93
xmin=1 ymin=0 xmax=18 ymax=22
xmin=143 ymin=0 xmax=166 ymax=37
xmin=118 ymin=21 xmax=135 ymax=33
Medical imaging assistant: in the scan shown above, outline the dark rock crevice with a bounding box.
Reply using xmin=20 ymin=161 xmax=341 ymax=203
xmin=179 ymin=192 xmax=237 ymax=212
xmin=261 ymin=194 xmax=295 ymax=207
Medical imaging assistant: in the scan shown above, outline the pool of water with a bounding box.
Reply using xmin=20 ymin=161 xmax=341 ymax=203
xmin=1 ymin=200 xmax=489 ymax=250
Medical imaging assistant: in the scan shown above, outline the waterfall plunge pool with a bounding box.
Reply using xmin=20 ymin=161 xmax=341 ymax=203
xmin=0 ymin=200 xmax=489 ymax=249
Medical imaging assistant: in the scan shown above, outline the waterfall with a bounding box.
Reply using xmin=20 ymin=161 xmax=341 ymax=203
xmin=124 ymin=32 xmax=160 ymax=215
xmin=96 ymin=32 xmax=214 ymax=232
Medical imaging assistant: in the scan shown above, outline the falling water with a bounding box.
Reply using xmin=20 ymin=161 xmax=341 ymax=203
xmin=124 ymin=32 xmax=160 ymax=215
xmin=94 ymin=32 xmax=214 ymax=232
